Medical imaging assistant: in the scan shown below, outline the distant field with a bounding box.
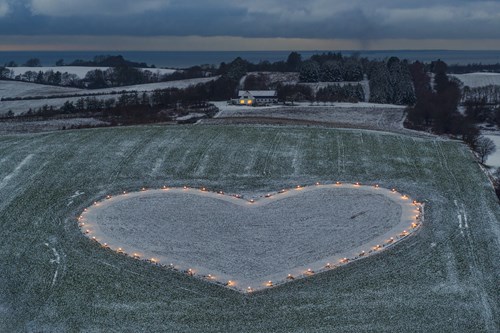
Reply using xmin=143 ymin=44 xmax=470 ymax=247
xmin=0 ymin=125 xmax=499 ymax=332
xmin=451 ymin=72 xmax=500 ymax=88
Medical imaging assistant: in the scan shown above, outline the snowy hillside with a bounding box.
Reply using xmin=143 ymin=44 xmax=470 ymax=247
xmin=451 ymin=72 xmax=500 ymax=88
xmin=0 ymin=80 xmax=83 ymax=99
xmin=0 ymin=77 xmax=218 ymax=115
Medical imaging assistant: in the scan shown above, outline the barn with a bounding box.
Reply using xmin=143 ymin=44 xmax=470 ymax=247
xmin=236 ymin=90 xmax=278 ymax=106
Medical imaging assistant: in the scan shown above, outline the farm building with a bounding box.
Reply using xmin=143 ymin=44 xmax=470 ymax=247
xmin=235 ymin=90 xmax=278 ymax=106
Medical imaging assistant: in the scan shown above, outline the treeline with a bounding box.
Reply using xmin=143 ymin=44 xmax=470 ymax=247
xmin=65 ymin=55 xmax=151 ymax=68
xmin=447 ymin=63 xmax=500 ymax=74
xmin=0 ymin=65 xmax=213 ymax=89
xmin=3 ymin=55 xmax=153 ymax=68
xmin=299 ymin=53 xmax=364 ymax=83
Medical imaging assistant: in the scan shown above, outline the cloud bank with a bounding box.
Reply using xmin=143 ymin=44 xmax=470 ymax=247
xmin=0 ymin=0 xmax=500 ymax=46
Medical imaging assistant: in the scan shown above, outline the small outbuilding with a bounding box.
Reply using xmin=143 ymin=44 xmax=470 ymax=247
xmin=235 ymin=90 xmax=278 ymax=106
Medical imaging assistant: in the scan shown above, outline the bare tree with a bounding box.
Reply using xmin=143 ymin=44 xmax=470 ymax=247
xmin=475 ymin=136 xmax=496 ymax=164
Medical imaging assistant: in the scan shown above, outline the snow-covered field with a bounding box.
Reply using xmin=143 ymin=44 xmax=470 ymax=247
xmin=0 ymin=118 xmax=109 ymax=135
xmin=7 ymin=66 xmax=177 ymax=78
xmin=212 ymin=102 xmax=407 ymax=132
xmin=82 ymin=185 xmax=419 ymax=292
xmin=452 ymin=72 xmax=500 ymax=88
xmin=0 ymin=125 xmax=498 ymax=332
xmin=0 ymin=80 xmax=83 ymax=99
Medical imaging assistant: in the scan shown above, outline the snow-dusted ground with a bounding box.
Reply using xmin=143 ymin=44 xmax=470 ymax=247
xmin=0 ymin=118 xmax=109 ymax=134
xmin=211 ymin=102 xmax=407 ymax=132
xmin=81 ymin=184 xmax=419 ymax=292
xmin=7 ymin=66 xmax=176 ymax=79
xmin=1 ymin=125 xmax=499 ymax=331
xmin=452 ymin=72 xmax=500 ymax=88
xmin=0 ymin=80 xmax=83 ymax=99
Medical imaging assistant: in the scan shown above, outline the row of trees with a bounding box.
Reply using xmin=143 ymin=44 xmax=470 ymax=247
xmin=299 ymin=59 xmax=364 ymax=83
xmin=316 ymin=84 xmax=365 ymax=103
xmin=462 ymin=85 xmax=500 ymax=105
xmin=0 ymin=65 xmax=212 ymax=89
xmin=3 ymin=55 xmax=152 ymax=68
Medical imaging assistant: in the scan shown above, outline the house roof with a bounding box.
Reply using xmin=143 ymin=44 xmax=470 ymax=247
xmin=238 ymin=90 xmax=277 ymax=98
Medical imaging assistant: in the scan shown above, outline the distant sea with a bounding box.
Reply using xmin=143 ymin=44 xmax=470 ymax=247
xmin=0 ymin=50 xmax=499 ymax=69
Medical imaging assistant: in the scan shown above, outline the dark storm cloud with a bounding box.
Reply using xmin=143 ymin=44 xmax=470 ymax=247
xmin=1 ymin=0 xmax=500 ymax=39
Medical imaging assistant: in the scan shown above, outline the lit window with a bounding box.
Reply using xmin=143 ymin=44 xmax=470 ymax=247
xmin=240 ymin=100 xmax=245 ymax=104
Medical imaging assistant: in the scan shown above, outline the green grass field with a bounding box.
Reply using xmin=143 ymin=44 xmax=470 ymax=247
xmin=0 ymin=125 xmax=499 ymax=332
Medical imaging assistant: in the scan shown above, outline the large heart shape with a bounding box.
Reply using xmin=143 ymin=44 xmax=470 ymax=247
xmin=79 ymin=184 xmax=421 ymax=292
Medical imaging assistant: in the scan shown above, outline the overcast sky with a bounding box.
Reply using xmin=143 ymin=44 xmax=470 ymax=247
xmin=1 ymin=0 xmax=500 ymax=50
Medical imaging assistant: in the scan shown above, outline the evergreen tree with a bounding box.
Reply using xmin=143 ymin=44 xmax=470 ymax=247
xmin=299 ymin=61 xmax=320 ymax=83
xmin=320 ymin=61 xmax=344 ymax=82
xmin=369 ymin=62 xmax=392 ymax=103
xmin=286 ymin=52 xmax=302 ymax=72
xmin=344 ymin=60 xmax=364 ymax=81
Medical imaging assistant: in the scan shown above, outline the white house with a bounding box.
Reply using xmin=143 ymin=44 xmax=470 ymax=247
xmin=235 ymin=90 xmax=278 ymax=106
